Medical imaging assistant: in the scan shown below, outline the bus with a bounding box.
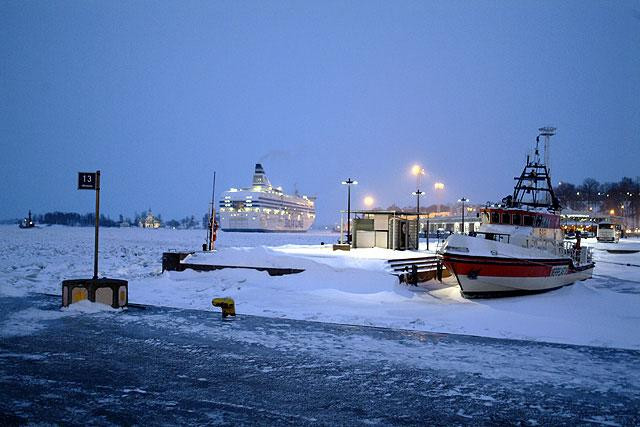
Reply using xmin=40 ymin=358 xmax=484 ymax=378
xmin=597 ymin=221 xmax=622 ymax=243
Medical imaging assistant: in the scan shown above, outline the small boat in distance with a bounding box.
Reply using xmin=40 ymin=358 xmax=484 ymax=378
xmin=441 ymin=128 xmax=595 ymax=297
xmin=19 ymin=210 xmax=35 ymax=229
xmin=219 ymin=163 xmax=316 ymax=232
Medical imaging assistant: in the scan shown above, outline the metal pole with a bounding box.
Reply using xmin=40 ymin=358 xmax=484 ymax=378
xmin=461 ymin=199 xmax=465 ymax=235
xmin=347 ymin=183 xmax=351 ymax=244
xmin=93 ymin=170 xmax=101 ymax=279
xmin=426 ymin=219 xmax=430 ymax=251
xmin=208 ymin=172 xmax=217 ymax=251
xmin=416 ymin=190 xmax=420 ymax=249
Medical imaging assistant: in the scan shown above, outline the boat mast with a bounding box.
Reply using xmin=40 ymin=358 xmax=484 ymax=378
xmin=538 ymin=126 xmax=556 ymax=204
xmin=206 ymin=172 xmax=217 ymax=251
xmin=510 ymin=127 xmax=561 ymax=212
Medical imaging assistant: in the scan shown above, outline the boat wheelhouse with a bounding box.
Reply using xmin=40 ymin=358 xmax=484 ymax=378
xmin=441 ymin=127 xmax=594 ymax=297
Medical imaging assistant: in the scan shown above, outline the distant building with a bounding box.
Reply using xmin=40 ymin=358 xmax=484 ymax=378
xmin=139 ymin=210 xmax=162 ymax=229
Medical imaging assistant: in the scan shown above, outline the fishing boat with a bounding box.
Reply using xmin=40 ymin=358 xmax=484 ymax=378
xmin=440 ymin=128 xmax=594 ymax=297
xmin=19 ymin=210 xmax=35 ymax=229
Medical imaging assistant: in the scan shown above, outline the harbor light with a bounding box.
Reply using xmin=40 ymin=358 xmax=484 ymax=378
xmin=610 ymin=209 xmax=615 ymax=215
xmin=341 ymin=178 xmax=358 ymax=244
xmin=364 ymin=196 xmax=374 ymax=207
xmin=411 ymin=165 xmax=425 ymax=249
xmin=434 ymin=182 xmax=445 ymax=190
xmin=411 ymin=164 xmax=425 ymax=176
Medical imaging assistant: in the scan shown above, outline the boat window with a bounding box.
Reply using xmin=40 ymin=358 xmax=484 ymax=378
xmin=523 ymin=215 xmax=533 ymax=226
xmin=501 ymin=213 xmax=511 ymax=225
xmin=512 ymin=213 xmax=521 ymax=226
xmin=599 ymin=224 xmax=613 ymax=229
xmin=539 ymin=216 xmax=549 ymax=228
xmin=534 ymin=216 xmax=543 ymax=227
xmin=491 ymin=212 xmax=500 ymax=223
xmin=481 ymin=212 xmax=490 ymax=224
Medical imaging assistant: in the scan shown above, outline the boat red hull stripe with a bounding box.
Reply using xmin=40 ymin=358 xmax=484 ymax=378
xmin=442 ymin=255 xmax=571 ymax=278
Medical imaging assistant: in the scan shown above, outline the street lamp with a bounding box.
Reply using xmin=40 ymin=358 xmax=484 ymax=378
xmin=412 ymin=165 xmax=426 ymax=249
xmin=434 ymin=182 xmax=445 ymax=213
xmin=364 ymin=195 xmax=374 ymax=208
xmin=341 ymin=178 xmax=358 ymax=244
xmin=412 ymin=189 xmax=425 ymax=249
xmin=458 ymin=197 xmax=469 ymax=234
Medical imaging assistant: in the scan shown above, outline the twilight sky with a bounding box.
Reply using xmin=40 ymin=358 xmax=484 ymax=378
xmin=1 ymin=1 xmax=639 ymax=225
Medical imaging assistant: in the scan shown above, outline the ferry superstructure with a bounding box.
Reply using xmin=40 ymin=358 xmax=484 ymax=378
xmin=440 ymin=128 xmax=595 ymax=297
xmin=219 ymin=164 xmax=316 ymax=232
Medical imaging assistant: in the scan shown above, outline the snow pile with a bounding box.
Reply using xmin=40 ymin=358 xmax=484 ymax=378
xmin=1 ymin=225 xmax=639 ymax=349
xmin=62 ymin=299 xmax=121 ymax=314
xmin=0 ymin=300 xmax=119 ymax=338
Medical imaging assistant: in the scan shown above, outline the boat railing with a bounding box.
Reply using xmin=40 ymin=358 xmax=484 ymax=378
xmin=470 ymin=232 xmax=593 ymax=265
xmin=559 ymin=241 xmax=592 ymax=265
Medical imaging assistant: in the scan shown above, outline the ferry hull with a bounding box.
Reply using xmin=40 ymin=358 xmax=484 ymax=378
xmin=442 ymin=254 xmax=594 ymax=297
xmin=220 ymin=213 xmax=314 ymax=233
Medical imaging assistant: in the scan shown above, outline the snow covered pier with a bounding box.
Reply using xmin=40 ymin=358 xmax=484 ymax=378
xmin=162 ymin=251 xmax=305 ymax=276
xmin=162 ymin=247 xmax=448 ymax=284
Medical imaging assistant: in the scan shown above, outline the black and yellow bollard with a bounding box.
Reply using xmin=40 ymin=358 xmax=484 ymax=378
xmin=212 ymin=297 xmax=236 ymax=318
xmin=62 ymin=278 xmax=128 ymax=309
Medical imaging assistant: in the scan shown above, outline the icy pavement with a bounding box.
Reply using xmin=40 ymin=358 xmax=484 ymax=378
xmin=0 ymin=294 xmax=638 ymax=425
xmin=1 ymin=226 xmax=640 ymax=350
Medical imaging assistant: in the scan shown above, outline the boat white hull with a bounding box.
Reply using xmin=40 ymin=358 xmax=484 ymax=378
xmin=453 ymin=265 xmax=594 ymax=297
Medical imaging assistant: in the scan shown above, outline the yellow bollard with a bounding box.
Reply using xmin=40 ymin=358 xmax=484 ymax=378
xmin=212 ymin=297 xmax=236 ymax=318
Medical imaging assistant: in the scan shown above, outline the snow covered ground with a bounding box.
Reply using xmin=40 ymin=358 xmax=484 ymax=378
xmin=1 ymin=225 xmax=639 ymax=350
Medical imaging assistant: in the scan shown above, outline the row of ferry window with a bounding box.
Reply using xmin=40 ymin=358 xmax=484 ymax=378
xmin=485 ymin=212 xmax=551 ymax=228
xmin=221 ymin=202 xmax=313 ymax=212
xmin=220 ymin=207 xmax=315 ymax=217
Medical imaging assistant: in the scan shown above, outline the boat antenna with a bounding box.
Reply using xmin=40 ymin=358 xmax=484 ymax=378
xmin=538 ymin=127 xmax=556 ymax=207
xmin=538 ymin=126 xmax=556 ymax=172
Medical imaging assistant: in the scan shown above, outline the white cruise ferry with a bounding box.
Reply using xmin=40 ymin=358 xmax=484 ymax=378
xmin=219 ymin=163 xmax=316 ymax=232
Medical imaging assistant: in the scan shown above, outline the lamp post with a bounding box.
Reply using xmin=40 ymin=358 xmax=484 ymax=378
xmin=412 ymin=190 xmax=425 ymax=249
xmin=458 ymin=197 xmax=469 ymax=234
xmin=434 ymin=182 xmax=445 ymax=213
xmin=342 ymin=178 xmax=358 ymax=244
xmin=412 ymin=165 xmax=425 ymax=250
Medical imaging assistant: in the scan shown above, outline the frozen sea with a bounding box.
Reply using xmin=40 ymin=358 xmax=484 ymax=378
xmin=1 ymin=225 xmax=639 ymax=350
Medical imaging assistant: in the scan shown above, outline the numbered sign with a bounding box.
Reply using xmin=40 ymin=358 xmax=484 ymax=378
xmin=78 ymin=172 xmax=97 ymax=190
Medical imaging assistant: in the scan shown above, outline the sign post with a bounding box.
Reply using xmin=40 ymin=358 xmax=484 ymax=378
xmin=78 ymin=171 xmax=100 ymax=279
xmin=62 ymin=170 xmax=128 ymax=309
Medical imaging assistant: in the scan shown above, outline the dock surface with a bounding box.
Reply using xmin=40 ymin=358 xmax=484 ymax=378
xmin=1 ymin=294 xmax=638 ymax=425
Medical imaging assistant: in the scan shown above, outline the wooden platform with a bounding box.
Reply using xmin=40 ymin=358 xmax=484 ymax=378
xmin=162 ymin=252 xmax=305 ymax=276
xmin=387 ymin=255 xmax=451 ymax=285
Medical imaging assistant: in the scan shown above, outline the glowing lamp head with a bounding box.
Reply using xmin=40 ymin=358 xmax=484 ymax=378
xmin=364 ymin=196 xmax=374 ymax=207
xmin=610 ymin=209 xmax=615 ymax=215
xmin=434 ymin=182 xmax=445 ymax=190
xmin=411 ymin=165 xmax=424 ymax=176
